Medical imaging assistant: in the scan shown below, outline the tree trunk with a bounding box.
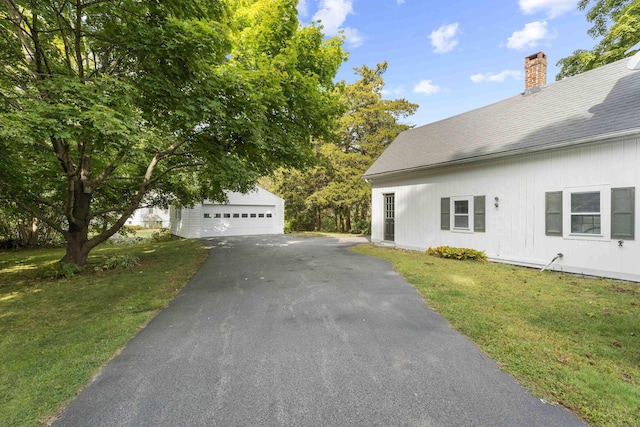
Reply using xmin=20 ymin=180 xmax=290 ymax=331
xmin=61 ymin=181 xmax=92 ymax=266
xmin=314 ymin=208 xmax=320 ymax=231
xmin=345 ymin=208 xmax=351 ymax=233
xmin=62 ymin=226 xmax=90 ymax=266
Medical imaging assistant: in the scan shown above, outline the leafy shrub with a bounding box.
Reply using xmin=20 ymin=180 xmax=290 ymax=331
xmin=0 ymin=239 xmax=24 ymax=250
xmin=124 ymin=225 xmax=143 ymax=231
xmin=351 ymin=219 xmax=371 ymax=235
xmin=95 ymin=254 xmax=140 ymax=271
xmin=151 ymin=228 xmax=171 ymax=242
xmin=321 ymin=217 xmax=337 ymax=232
xmin=426 ymin=246 xmax=487 ymax=262
xmin=43 ymin=262 xmax=82 ymax=279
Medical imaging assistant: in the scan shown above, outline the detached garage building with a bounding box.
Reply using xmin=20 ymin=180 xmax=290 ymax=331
xmin=170 ymin=187 xmax=284 ymax=238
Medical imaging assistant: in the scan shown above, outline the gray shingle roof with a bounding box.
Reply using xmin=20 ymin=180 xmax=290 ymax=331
xmin=364 ymin=57 xmax=640 ymax=179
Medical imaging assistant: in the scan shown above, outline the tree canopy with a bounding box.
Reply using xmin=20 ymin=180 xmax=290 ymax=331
xmin=0 ymin=0 xmax=346 ymax=265
xmin=272 ymin=62 xmax=417 ymax=233
xmin=556 ymin=0 xmax=640 ymax=79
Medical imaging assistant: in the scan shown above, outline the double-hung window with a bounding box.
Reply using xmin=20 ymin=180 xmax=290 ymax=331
xmin=453 ymin=199 xmax=470 ymax=229
xmin=570 ymin=191 xmax=601 ymax=235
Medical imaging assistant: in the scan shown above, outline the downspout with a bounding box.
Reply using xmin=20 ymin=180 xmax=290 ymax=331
xmin=541 ymin=253 xmax=563 ymax=272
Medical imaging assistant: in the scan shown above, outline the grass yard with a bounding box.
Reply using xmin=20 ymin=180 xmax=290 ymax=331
xmin=124 ymin=227 xmax=165 ymax=239
xmin=0 ymin=239 xmax=208 ymax=426
xmin=351 ymin=244 xmax=640 ymax=427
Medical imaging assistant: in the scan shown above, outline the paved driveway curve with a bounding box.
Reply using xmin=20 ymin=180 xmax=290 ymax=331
xmin=55 ymin=235 xmax=585 ymax=426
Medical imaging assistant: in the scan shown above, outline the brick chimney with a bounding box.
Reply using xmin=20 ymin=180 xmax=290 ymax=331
xmin=524 ymin=52 xmax=547 ymax=91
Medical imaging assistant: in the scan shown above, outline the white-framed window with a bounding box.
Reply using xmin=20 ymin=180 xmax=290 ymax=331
xmin=563 ymin=185 xmax=609 ymax=239
xmin=570 ymin=191 xmax=601 ymax=235
xmin=441 ymin=195 xmax=485 ymax=233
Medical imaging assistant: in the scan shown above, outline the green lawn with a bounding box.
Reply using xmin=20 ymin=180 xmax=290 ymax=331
xmin=0 ymin=239 xmax=208 ymax=426
xmin=351 ymin=244 xmax=640 ymax=427
xmin=125 ymin=227 xmax=165 ymax=239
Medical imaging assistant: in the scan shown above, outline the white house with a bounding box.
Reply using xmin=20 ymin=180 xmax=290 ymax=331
xmin=364 ymin=53 xmax=640 ymax=282
xmin=170 ymin=187 xmax=285 ymax=238
xmin=127 ymin=207 xmax=171 ymax=228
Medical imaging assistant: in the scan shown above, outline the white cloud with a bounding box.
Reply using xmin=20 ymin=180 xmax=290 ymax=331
xmin=342 ymin=27 xmax=366 ymax=48
xmin=506 ymin=21 xmax=553 ymax=50
xmin=313 ymin=0 xmax=354 ymax=35
xmin=519 ymin=0 xmax=575 ymax=19
xmin=429 ymin=23 xmax=459 ymax=54
xmin=413 ymin=80 xmax=441 ymax=95
xmin=470 ymin=70 xmax=522 ymax=83
xmin=381 ymin=86 xmax=406 ymax=96
xmin=397 ymin=0 xmax=406 ymax=4
xmin=297 ymin=0 xmax=309 ymax=17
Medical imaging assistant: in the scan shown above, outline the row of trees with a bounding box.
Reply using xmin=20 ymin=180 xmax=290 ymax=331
xmin=270 ymin=63 xmax=417 ymax=233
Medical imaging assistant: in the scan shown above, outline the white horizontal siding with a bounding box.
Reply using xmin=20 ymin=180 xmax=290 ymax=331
xmin=371 ymin=136 xmax=640 ymax=282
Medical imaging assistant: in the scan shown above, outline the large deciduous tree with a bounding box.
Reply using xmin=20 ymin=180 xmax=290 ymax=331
xmin=0 ymin=0 xmax=345 ymax=265
xmin=272 ymin=62 xmax=417 ymax=233
xmin=557 ymin=0 xmax=640 ymax=79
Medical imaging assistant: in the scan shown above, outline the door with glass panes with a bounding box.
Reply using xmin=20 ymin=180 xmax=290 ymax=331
xmin=384 ymin=193 xmax=395 ymax=241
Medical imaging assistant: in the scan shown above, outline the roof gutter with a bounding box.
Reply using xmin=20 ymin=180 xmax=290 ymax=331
xmin=363 ymin=127 xmax=640 ymax=181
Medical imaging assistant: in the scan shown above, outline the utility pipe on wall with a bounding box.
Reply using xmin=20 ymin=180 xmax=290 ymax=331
xmin=541 ymin=253 xmax=563 ymax=272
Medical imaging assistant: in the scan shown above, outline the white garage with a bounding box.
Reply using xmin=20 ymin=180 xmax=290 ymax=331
xmin=170 ymin=187 xmax=285 ymax=238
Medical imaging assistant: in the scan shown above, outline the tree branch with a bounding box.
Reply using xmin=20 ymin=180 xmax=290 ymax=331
xmin=0 ymin=0 xmax=36 ymax=65
xmin=74 ymin=0 xmax=84 ymax=79
xmin=83 ymin=137 xmax=190 ymax=250
xmin=53 ymin=1 xmax=75 ymax=70
xmin=88 ymin=148 xmax=128 ymax=189
xmin=1 ymin=185 xmax=66 ymax=234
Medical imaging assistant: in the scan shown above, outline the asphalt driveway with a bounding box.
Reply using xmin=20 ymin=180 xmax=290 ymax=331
xmin=54 ymin=235 xmax=585 ymax=426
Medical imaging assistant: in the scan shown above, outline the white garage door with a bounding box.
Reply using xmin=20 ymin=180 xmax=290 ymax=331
xmin=200 ymin=204 xmax=278 ymax=237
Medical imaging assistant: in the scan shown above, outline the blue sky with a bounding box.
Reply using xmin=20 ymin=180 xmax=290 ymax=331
xmin=297 ymin=0 xmax=598 ymax=127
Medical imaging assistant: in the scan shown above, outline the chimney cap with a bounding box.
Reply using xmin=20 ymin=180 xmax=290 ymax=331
xmin=526 ymin=52 xmax=546 ymax=61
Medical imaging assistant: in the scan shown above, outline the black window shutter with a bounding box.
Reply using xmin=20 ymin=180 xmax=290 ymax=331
xmin=441 ymin=198 xmax=450 ymax=230
xmin=545 ymin=191 xmax=562 ymax=236
xmin=474 ymin=196 xmax=486 ymax=232
xmin=611 ymin=187 xmax=635 ymax=240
